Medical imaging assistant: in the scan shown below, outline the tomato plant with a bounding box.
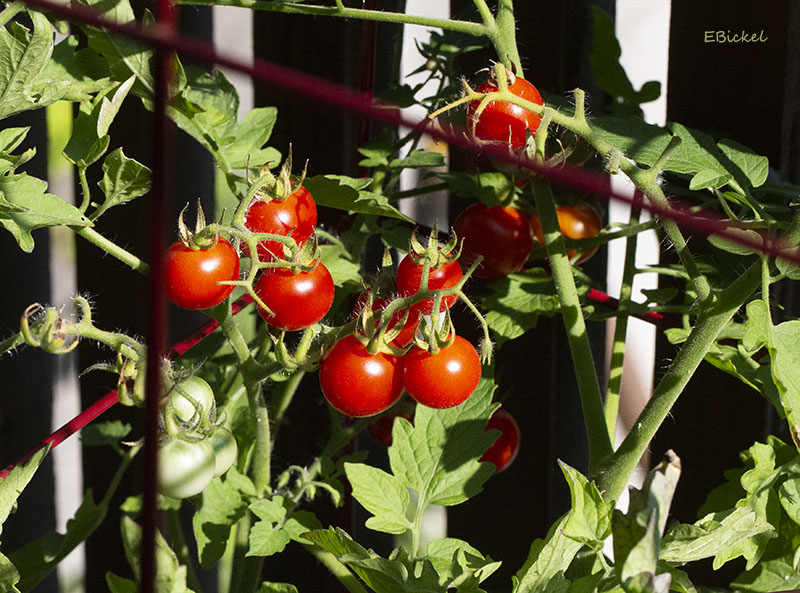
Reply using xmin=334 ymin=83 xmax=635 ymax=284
xmin=529 ymin=203 xmax=602 ymax=264
xmin=3 ymin=2 xmax=800 ymax=593
xmin=402 ymin=335 xmax=482 ymax=409
xmin=253 ymin=262 xmax=334 ymax=330
xmin=479 ymin=408 xmax=521 ymax=473
xmin=157 ymin=437 xmax=217 ymax=499
xmin=319 ymin=334 xmax=404 ymax=417
xmin=466 ymin=73 xmax=543 ymax=149
xmin=244 ymin=185 xmax=318 ymax=261
xmin=453 ymin=203 xmax=534 ymax=278
xmin=164 ymin=238 xmax=240 ymax=310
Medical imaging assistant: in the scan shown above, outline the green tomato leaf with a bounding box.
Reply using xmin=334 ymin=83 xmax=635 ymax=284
xmin=304 ymin=175 xmax=413 ymax=222
xmin=766 ymin=319 xmax=800 ymax=447
xmin=559 ymin=462 xmax=613 ymax=546
xmin=10 ymin=489 xmax=109 ymax=591
xmin=318 ymin=244 xmax=361 ymax=288
xmin=344 ymin=463 xmax=412 ymax=535
xmin=660 ymin=508 xmax=773 ymax=566
xmin=220 ymin=107 xmax=281 ymax=170
xmin=718 ymin=138 xmax=769 ymax=190
xmin=80 ymin=420 xmax=132 ymax=447
xmin=105 ymin=572 xmax=138 ymax=593
xmin=119 ymin=517 xmax=191 ymax=593
xmin=688 ymin=169 xmax=732 ymax=191
xmin=0 ymin=173 xmax=91 ymax=252
xmin=731 ymin=556 xmax=800 ymax=593
xmin=482 ymin=270 xmax=561 ymax=345
xmin=588 ymin=116 xmax=672 ymax=170
xmin=513 ymin=513 xmax=584 ymax=593
xmin=387 ymin=375 xmax=497 ymax=510
xmin=707 ymin=226 xmax=763 ymax=257
xmin=76 ymin=0 xmax=155 ymax=98
xmin=389 ymin=149 xmax=445 ymax=169
xmin=258 ymin=582 xmax=299 ymax=593
xmin=93 ymin=148 xmax=152 ymax=219
xmin=192 ymin=470 xmax=251 ymax=568
xmin=425 ymin=538 xmax=501 ymax=588
xmin=248 ymin=496 xmax=292 ymax=557
xmin=778 ymin=478 xmax=800 ymax=526
xmin=438 ymin=172 xmax=517 ymax=207
xmin=63 ymin=76 xmax=135 ymax=166
xmin=42 ymin=35 xmax=113 ymax=102
xmin=0 ymin=551 xmax=20 ymax=593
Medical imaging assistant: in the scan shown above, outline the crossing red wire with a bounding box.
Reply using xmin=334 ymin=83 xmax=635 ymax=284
xmin=15 ymin=0 xmax=800 ymax=268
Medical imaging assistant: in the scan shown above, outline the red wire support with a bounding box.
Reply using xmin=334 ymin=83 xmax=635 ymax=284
xmin=0 ymin=294 xmax=253 ymax=478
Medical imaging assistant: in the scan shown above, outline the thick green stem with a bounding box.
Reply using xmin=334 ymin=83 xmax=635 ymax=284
xmin=176 ymin=0 xmax=487 ymax=37
xmin=531 ymin=178 xmax=613 ymax=471
xmin=594 ymin=262 xmax=761 ymax=499
xmin=490 ymin=0 xmax=522 ymax=75
xmin=212 ymin=302 xmax=271 ymax=496
xmin=604 ymin=195 xmax=643 ymax=442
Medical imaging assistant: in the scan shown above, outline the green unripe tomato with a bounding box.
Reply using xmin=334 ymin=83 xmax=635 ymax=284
xmin=210 ymin=427 xmax=238 ymax=477
xmin=157 ymin=437 xmax=216 ymax=499
xmin=167 ymin=376 xmax=216 ymax=427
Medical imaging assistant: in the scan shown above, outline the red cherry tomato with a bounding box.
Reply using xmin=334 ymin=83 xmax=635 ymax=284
xmin=480 ymin=408 xmax=521 ymax=473
xmin=402 ymin=335 xmax=482 ymax=409
xmin=530 ymin=204 xmax=602 ymax=264
xmin=244 ymin=185 xmax=317 ymax=261
xmin=454 ymin=204 xmax=534 ymax=278
xmin=164 ymin=238 xmax=240 ymax=310
xmin=254 ymin=263 xmax=334 ymax=331
xmin=319 ymin=335 xmax=404 ymax=417
xmin=395 ymin=255 xmax=463 ymax=317
xmin=467 ymin=75 xmax=543 ymax=149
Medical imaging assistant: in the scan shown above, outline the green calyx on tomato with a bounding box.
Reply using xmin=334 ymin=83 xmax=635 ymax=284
xmin=163 ymin=375 xmax=217 ymax=436
xmin=396 ymin=225 xmax=463 ymax=318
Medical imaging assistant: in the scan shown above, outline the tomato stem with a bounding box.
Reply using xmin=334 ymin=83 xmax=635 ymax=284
xmin=531 ymin=177 xmax=613 ymax=472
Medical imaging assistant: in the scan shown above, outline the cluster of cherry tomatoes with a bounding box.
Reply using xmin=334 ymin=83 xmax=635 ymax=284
xmin=157 ymin=376 xmax=238 ymax=498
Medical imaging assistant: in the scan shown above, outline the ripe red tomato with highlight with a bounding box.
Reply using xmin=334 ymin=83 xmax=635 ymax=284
xmin=480 ymin=408 xmax=521 ymax=473
xmin=402 ymin=335 xmax=481 ymax=409
xmin=165 ymin=238 xmax=240 ymax=310
xmin=467 ymin=75 xmax=543 ymax=149
xmin=454 ymin=203 xmax=534 ymax=278
xmin=395 ymin=255 xmax=462 ymax=317
xmin=254 ymin=262 xmax=334 ymax=331
xmin=244 ymin=185 xmax=317 ymax=261
xmin=530 ymin=204 xmax=602 ymax=264
xmin=319 ymin=334 xmax=404 ymax=417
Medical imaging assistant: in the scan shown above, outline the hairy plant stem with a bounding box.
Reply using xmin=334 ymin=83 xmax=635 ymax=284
xmin=531 ymin=178 xmax=612 ymax=471
xmin=211 ymin=302 xmax=271 ymax=496
xmin=176 ymin=0 xmax=488 ymax=38
xmin=74 ymin=226 xmax=151 ymax=273
xmin=490 ymin=0 xmax=522 ymax=75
